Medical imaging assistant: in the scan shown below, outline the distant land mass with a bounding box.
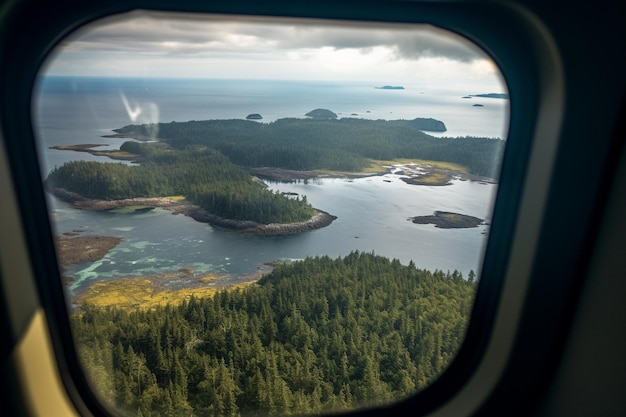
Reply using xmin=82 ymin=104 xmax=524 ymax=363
xmin=305 ymin=108 xmax=338 ymax=119
xmin=106 ymin=116 xmax=503 ymax=178
xmin=470 ymin=93 xmax=509 ymax=99
xmin=302 ymin=109 xmax=446 ymax=132
xmin=472 ymin=104 xmax=484 ymax=107
xmin=375 ymin=85 xmax=405 ymax=90
xmin=246 ymin=113 xmax=263 ymax=120
xmin=400 ymin=118 xmax=447 ymax=132
xmin=411 ymin=211 xmax=484 ymax=228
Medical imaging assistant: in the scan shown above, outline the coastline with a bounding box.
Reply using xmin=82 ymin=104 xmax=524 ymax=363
xmin=49 ymin=144 xmax=139 ymax=160
xmin=73 ymin=270 xmax=261 ymax=311
xmin=55 ymin=230 xmax=277 ymax=310
xmin=48 ymin=187 xmax=337 ymax=236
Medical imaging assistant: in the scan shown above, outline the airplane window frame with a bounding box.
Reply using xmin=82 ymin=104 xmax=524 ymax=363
xmin=0 ymin=1 xmax=574 ymax=417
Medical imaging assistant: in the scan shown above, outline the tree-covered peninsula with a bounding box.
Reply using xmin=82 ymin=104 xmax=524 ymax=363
xmin=46 ymin=144 xmax=316 ymax=225
xmin=74 ymin=251 xmax=476 ymax=417
xmin=113 ymin=117 xmax=504 ymax=178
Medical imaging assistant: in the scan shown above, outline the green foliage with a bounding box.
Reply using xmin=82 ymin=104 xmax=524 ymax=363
xmin=46 ymin=145 xmax=315 ymax=224
xmin=73 ymin=252 xmax=476 ymax=416
xmin=115 ymin=118 xmax=504 ymax=177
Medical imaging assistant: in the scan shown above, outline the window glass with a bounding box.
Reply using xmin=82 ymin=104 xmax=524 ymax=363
xmin=33 ymin=11 xmax=508 ymax=416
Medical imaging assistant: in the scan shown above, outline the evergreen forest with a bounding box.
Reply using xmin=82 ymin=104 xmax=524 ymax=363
xmin=114 ymin=117 xmax=504 ymax=178
xmin=73 ymin=252 xmax=476 ymax=417
xmin=46 ymin=145 xmax=315 ymax=224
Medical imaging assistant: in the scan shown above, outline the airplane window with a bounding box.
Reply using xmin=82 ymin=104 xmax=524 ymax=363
xmin=32 ymin=10 xmax=509 ymax=416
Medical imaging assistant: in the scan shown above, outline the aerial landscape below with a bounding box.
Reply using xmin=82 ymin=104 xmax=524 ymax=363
xmin=45 ymin=110 xmax=495 ymax=416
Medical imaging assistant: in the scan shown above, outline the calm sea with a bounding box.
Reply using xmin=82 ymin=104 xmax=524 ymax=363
xmin=33 ymin=76 xmax=506 ymax=295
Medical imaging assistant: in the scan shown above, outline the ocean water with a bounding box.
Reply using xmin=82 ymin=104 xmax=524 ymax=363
xmin=33 ymin=77 xmax=507 ymax=294
xmin=35 ymin=77 xmax=508 ymax=173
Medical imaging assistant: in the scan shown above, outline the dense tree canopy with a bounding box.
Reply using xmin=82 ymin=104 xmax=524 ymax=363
xmin=73 ymin=252 xmax=476 ymax=417
xmin=46 ymin=144 xmax=315 ymax=224
xmin=114 ymin=118 xmax=504 ymax=178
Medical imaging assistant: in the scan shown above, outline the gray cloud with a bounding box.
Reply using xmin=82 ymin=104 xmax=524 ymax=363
xmin=274 ymin=26 xmax=483 ymax=62
xmin=61 ymin=11 xmax=486 ymax=62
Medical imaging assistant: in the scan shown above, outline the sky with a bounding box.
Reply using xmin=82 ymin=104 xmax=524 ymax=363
xmin=42 ymin=10 xmax=506 ymax=91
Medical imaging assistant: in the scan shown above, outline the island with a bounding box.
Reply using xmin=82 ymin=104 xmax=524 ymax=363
xmin=305 ymin=108 xmax=338 ymax=119
xmin=410 ymin=211 xmax=484 ymax=228
xmin=47 ymin=116 xmax=503 ymax=235
xmin=472 ymin=104 xmax=484 ymax=107
xmin=400 ymin=117 xmax=447 ymax=132
xmin=50 ymin=144 xmax=138 ymax=160
xmin=470 ymin=93 xmax=509 ymax=99
xmin=375 ymin=85 xmax=405 ymax=90
xmin=246 ymin=113 xmax=263 ymax=120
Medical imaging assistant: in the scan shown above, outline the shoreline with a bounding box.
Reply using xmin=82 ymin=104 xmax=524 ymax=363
xmin=248 ymin=161 xmax=496 ymax=186
xmin=51 ymin=142 xmax=497 ymax=186
xmin=55 ymin=230 xmax=278 ymax=311
xmin=410 ymin=211 xmax=485 ymax=229
xmin=72 ymin=269 xmax=264 ymax=311
xmin=49 ymin=144 xmax=139 ymax=160
xmin=48 ymin=187 xmax=336 ymax=236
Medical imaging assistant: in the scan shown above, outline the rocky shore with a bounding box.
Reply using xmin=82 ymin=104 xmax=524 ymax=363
xmin=49 ymin=187 xmax=336 ymax=235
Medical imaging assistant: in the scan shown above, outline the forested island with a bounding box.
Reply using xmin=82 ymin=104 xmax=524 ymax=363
xmin=470 ymin=93 xmax=508 ymax=99
xmin=410 ymin=211 xmax=484 ymax=228
xmin=47 ymin=116 xmax=502 ymax=233
xmin=74 ymin=251 xmax=476 ymax=417
xmin=47 ymin=144 xmax=323 ymax=232
xmin=109 ymin=116 xmax=502 ymax=176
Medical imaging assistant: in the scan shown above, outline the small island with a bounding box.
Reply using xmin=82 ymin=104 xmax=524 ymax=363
xmin=246 ymin=113 xmax=263 ymax=120
xmin=401 ymin=117 xmax=447 ymax=132
xmin=410 ymin=211 xmax=484 ymax=228
xmin=470 ymin=93 xmax=509 ymax=99
xmin=305 ymin=108 xmax=338 ymax=119
xmin=472 ymin=104 xmax=484 ymax=107
xmin=375 ymin=85 xmax=405 ymax=90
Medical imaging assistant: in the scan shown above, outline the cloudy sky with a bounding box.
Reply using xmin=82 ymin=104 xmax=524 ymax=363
xmin=42 ymin=11 xmax=505 ymax=90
